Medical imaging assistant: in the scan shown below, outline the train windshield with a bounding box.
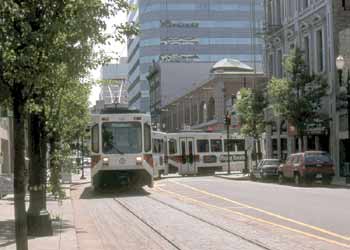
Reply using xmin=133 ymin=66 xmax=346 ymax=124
xmin=102 ymin=122 xmax=142 ymax=154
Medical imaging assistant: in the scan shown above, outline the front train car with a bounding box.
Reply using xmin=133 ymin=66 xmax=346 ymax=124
xmin=90 ymin=106 xmax=153 ymax=189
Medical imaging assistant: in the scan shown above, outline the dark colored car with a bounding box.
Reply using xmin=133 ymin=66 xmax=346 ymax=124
xmin=251 ymin=159 xmax=280 ymax=180
xmin=278 ymin=151 xmax=335 ymax=185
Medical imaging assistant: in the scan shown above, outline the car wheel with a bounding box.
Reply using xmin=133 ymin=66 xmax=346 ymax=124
xmin=322 ymin=175 xmax=332 ymax=185
xmin=250 ymin=173 xmax=256 ymax=181
xmin=278 ymin=173 xmax=284 ymax=184
xmin=294 ymin=173 xmax=302 ymax=186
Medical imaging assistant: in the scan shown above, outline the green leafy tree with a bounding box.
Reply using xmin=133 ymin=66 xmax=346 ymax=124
xmin=236 ymin=84 xmax=267 ymax=163
xmin=0 ymin=0 xmax=137 ymax=248
xmin=45 ymin=77 xmax=91 ymax=199
xmin=268 ymin=48 xmax=328 ymax=151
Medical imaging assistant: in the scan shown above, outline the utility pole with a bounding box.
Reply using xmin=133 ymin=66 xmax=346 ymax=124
xmin=225 ymin=112 xmax=231 ymax=175
xmin=80 ymin=135 xmax=85 ymax=180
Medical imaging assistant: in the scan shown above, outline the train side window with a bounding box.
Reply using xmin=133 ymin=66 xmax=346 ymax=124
xmin=210 ymin=139 xmax=222 ymax=152
xmin=91 ymin=124 xmax=99 ymax=153
xmin=144 ymin=123 xmax=151 ymax=152
xmin=197 ymin=139 xmax=209 ymax=153
xmin=224 ymin=139 xmax=235 ymax=152
xmin=169 ymin=139 xmax=177 ymax=154
xmin=235 ymin=140 xmax=245 ymax=151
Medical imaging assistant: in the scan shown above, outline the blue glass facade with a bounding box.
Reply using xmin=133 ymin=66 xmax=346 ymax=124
xmin=127 ymin=0 xmax=264 ymax=112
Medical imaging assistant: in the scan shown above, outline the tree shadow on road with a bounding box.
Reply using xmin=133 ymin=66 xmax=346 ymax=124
xmin=0 ymin=219 xmax=15 ymax=248
xmin=79 ymin=186 xmax=150 ymax=200
xmin=253 ymin=179 xmax=350 ymax=189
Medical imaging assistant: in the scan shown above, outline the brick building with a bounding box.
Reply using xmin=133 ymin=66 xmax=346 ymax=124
xmin=160 ymin=58 xmax=266 ymax=132
xmin=263 ymin=0 xmax=350 ymax=183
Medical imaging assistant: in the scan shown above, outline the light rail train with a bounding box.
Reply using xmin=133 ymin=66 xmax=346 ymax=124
xmin=90 ymin=106 xmax=154 ymax=189
xmin=89 ymin=105 xmax=246 ymax=188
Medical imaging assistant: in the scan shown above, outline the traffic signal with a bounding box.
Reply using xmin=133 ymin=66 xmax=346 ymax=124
xmin=224 ymin=114 xmax=231 ymax=125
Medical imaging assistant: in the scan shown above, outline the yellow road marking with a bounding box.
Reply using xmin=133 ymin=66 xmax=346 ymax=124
xmin=171 ymin=181 xmax=350 ymax=242
xmin=156 ymin=187 xmax=350 ymax=249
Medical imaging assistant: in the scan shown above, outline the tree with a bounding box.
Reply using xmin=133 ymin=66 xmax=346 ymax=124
xmin=268 ymin=48 xmax=328 ymax=151
xmin=45 ymin=77 xmax=91 ymax=199
xmin=236 ymin=84 xmax=267 ymax=164
xmin=1 ymin=1 xmax=137 ymax=249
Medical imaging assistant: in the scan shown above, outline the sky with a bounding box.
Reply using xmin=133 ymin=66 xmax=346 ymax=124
xmin=88 ymin=11 xmax=128 ymax=106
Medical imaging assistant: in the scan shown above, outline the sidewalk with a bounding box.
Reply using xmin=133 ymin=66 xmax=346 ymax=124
xmin=214 ymin=171 xmax=250 ymax=180
xmin=0 ymin=185 xmax=78 ymax=250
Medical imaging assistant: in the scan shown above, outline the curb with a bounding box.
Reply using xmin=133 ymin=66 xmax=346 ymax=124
xmin=57 ymin=183 xmax=79 ymax=250
xmin=214 ymin=174 xmax=251 ymax=181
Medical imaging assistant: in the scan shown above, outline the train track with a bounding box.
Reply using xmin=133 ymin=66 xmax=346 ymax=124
xmin=113 ymin=194 xmax=276 ymax=250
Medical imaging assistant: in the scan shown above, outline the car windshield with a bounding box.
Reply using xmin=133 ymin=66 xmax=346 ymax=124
xmin=263 ymin=160 xmax=280 ymax=166
xmin=305 ymin=153 xmax=332 ymax=163
xmin=102 ymin=122 xmax=142 ymax=154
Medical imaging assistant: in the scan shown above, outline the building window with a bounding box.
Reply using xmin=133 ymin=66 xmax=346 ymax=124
xmin=315 ymin=29 xmax=324 ymax=72
xmin=303 ymin=36 xmax=310 ymax=70
xmin=207 ymin=97 xmax=215 ymax=121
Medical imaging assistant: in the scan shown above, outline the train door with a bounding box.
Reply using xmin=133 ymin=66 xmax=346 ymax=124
xmin=163 ymin=138 xmax=169 ymax=175
xmin=179 ymin=137 xmax=196 ymax=175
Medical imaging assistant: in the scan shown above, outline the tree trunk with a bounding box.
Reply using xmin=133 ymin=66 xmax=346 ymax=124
xmin=49 ymin=135 xmax=61 ymax=198
xmin=257 ymin=138 xmax=262 ymax=160
xmin=12 ymin=99 xmax=28 ymax=250
xmin=27 ymin=113 xmax=52 ymax=236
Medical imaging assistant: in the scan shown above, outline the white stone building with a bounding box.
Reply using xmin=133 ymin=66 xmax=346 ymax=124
xmin=264 ymin=0 xmax=350 ymax=183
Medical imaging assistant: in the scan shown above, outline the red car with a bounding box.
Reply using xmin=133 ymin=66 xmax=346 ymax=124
xmin=278 ymin=151 xmax=335 ymax=185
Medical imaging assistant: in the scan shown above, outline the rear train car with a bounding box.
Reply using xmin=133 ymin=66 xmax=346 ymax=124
xmin=166 ymin=132 xmax=246 ymax=175
xmin=152 ymin=131 xmax=169 ymax=178
xmin=90 ymin=106 xmax=154 ymax=189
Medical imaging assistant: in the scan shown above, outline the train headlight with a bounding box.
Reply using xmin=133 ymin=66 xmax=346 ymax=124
xmin=103 ymin=157 xmax=109 ymax=165
xmin=136 ymin=156 xmax=142 ymax=165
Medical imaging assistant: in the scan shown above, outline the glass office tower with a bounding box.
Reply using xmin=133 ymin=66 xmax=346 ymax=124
xmin=127 ymin=0 xmax=264 ymax=112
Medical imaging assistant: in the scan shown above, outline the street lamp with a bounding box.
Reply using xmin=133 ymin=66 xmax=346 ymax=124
xmin=336 ymin=55 xmax=350 ymax=161
xmin=336 ymin=55 xmax=345 ymax=86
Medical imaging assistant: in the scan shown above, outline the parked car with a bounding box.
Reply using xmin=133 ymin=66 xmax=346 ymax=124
xmin=278 ymin=151 xmax=335 ymax=185
xmin=251 ymin=159 xmax=280 ymax=180
xmin=82 ymin=157 xmax=91 ymax=168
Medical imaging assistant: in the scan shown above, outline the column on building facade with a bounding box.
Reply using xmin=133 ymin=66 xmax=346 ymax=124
xmin=265 ymin=125 xmax=272 ymax=158
xmin=214 ymin=78 xmax=225 ymax=125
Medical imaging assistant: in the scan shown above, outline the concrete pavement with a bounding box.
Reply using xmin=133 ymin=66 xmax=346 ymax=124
xmin=1 ymin=170 xmax=349 ymax=250
xmin=0 ymin=185 xmax=77 ymax=250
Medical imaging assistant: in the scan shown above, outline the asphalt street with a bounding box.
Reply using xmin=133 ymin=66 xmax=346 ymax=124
xmin=71 ymin=172 xmax=350 ymax=250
